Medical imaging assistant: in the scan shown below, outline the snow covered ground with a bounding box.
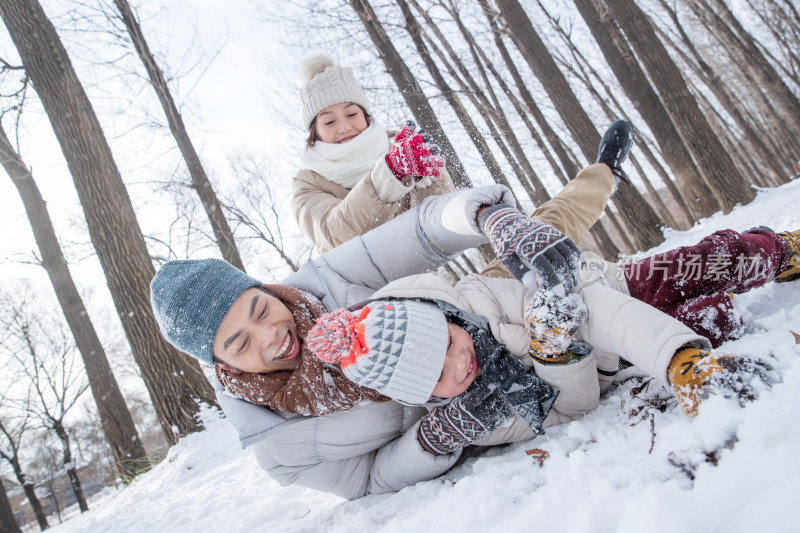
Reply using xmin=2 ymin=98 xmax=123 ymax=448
xmin=47 ymin=180 xmax=800 ymax=533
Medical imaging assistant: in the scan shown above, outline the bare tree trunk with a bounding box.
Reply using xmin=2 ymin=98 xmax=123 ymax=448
xmin=0 ymin=126 xmax=149 ymax=480
xmin=682 ymin=65 xmax=781 ymax=189
xmin=0 ymin=480 xmax=21 ymax=533
xmin=0 ymin=451 xmax=47 ymax=531
xmin=349 ymin=0 xmax=503 ymax=263
xmin=51 ymin=423 xmax=87 ymax=512
xmin=702 ymin=0 xmax=800 ymax=127
xmin=411 ymin=0 xmax=548 ymax=205
xmin=494 ymin=0 xmax=596 ymax=154
xmin=659 ymin=0 xmax=791 ymax=183
xmin=0 ymin=0 xmax=216 ymax=445
xmin=479 ymin=0 xmax=581 ymax=180
xmin=112 ymin=0 xmax=245 ymax=271
xmin=635 ymin=137 xmax=695 ymax=229
xmin=476 ymin=0 xmax=624 ymax=255
xmin=419 ymin=0 xmax=548 ymax=197
xmin=682 ymin=0 xmax=800 ymax=163
xmin=392 ymin=0 xmax=520 ymax=203
xmin=44 ymin=486 xmax=60 ymax=524
xmin=603 ymin=0 xmax=756 ymax=213
xmin=539 ymin=6 xmax=693 ymax=230
xmin=347 ymin=0 xmax=470 ymax=188
xmin=649 ymin=18 xmax=786 ymax=187
xmin=494 ymin=0 xmax=665 ymax=250
xmin=574 ymin=0 xmax=721 ymax=218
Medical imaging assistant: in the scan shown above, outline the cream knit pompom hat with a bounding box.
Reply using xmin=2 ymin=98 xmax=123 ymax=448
xmin=300 ymin=51 xmax=370 ymax=127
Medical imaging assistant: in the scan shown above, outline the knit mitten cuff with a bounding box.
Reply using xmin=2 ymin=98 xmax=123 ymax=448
xmin=477 ymin=203 xmax=516 ymax=235
xmin=372 ymin=158 xmax=414 ymax=203
xmin=478 ymin=204 xmax=535 ymax=284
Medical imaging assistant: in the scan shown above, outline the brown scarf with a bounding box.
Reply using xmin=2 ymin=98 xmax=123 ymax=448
xmin=215 ymin=284 xmax=389 ymax=416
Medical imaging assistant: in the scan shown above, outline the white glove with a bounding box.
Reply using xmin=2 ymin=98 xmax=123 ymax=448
xmin=439 ymin=184 xmax=515 ymax=238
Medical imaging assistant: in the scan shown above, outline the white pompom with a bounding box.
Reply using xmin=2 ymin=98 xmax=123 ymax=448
xmin=300 ymin=51 xmax=335 ymax=82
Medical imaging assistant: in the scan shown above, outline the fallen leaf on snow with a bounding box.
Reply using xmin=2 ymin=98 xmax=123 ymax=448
xmin=525 ymin=448 xmax=550 ymax=466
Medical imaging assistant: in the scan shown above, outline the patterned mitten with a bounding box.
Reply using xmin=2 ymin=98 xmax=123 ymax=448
xmin=524 ymin=287 xmax=588 ymax=364
xmin=464 ymin=321 xmax=557 ymax=434
xmin=385 ymin=120 xmax=446 ymax=181
xmin=668 ymin=343 xmax=778 ymax=416
xmin=417 ymin=381 xmax=511 ymax=456
xmin=478 ymin=204 xmax=581 ymax=294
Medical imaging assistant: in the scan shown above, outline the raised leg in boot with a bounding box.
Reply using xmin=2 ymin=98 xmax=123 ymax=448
xmin=624 ymin=228 xmax=790 ymax=345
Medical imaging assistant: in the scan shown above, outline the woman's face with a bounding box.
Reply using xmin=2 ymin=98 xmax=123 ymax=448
xmin=314 ymin=102 xmax=368 ymax=144
xmin=431 ymin=323 xmax=482 ymax=399
xmin=213 ymin=288 xmax=301 ymax=374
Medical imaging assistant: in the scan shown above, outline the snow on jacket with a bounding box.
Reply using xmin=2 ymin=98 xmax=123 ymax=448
xmin=292 ymin=130 xmax=456 ymax=253
xmin=372 ymin=266 xmax=710 ymax=445
xmin=216 ymin=186 xmax=511 ymax=500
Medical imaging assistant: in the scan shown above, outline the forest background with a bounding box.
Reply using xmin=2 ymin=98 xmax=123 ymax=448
xmin=0 ymin=0 xmax=798 ymax=530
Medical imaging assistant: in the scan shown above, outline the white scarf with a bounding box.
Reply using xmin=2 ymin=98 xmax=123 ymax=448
xmin=300 ymin=122 xmax=391 ymax=190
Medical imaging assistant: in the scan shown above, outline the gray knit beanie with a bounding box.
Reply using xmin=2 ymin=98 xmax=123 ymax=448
xmin=150 ymin=258 xmax=262 ymax=365
xmin=300 ymin=51 xmax=370 ymax=127
xmin=306 ymin=300 xmax=448 ymax=405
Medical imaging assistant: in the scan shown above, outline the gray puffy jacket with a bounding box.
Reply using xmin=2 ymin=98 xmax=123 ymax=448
xmin=215 ymin=185 xmax=514 ymax=500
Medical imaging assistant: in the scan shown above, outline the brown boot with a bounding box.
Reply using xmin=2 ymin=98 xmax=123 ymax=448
xmin=776 ymin=229 xmax=800 ymax=282
xmin=667 ymin=344 xmax=777 ymax=416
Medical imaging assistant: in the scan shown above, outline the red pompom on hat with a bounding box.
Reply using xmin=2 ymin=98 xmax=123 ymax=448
xmin=306 ymin=307 xmax=370 ymax=368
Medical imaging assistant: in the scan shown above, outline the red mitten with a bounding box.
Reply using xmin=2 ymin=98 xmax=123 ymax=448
xmin=385 ymin=120 xmax=446 ymax=181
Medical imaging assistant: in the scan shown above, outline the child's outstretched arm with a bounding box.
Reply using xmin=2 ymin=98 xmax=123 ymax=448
xmin=417 ymin=380 xmax=511 ymax=456
xmin=478 ymin=204 xmax=581 ymax=295
xmin=477 ymin=203 xmax=588 ymax=364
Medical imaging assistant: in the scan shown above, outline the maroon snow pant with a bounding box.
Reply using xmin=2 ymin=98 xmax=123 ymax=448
xmin=623 ymin=229 xmax=789 ymax=347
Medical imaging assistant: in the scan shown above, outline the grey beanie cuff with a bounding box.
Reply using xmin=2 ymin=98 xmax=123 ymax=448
xmin=150 ymin=259 xmax=262 ymax=365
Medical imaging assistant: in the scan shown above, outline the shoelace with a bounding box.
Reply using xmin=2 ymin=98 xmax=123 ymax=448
xmin=598 ymin=145 xmax=630 ymax=184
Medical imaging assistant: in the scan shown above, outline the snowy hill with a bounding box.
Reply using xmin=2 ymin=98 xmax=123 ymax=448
xmin=48 ymin=180 xmax=800 ymax=533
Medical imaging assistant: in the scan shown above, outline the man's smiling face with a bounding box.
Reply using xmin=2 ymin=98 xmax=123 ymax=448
xmin=213 ymin=288 xmax=301 ymax=374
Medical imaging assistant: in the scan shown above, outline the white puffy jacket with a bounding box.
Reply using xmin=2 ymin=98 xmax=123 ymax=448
xmin=372 ymin=266 xmax=710 ymax=445
xmin=216 ymin=185 xmax=512 ymax=499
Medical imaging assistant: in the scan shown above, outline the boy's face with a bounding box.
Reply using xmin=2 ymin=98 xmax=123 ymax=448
xmin=213 ymin=288 xmax=301 ymax=374
xmin=431 ymin=323 xmax=482 ymax=398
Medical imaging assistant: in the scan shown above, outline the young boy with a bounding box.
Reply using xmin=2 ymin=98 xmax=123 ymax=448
xmin=305 ymin=205 xmax=797 ymax=455
xmin=305 ymin=285 xmax=776 ymax=455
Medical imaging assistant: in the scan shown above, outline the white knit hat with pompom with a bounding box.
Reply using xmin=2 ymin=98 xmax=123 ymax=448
xmin=299 ymin=51 xmax=370 ymax=127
